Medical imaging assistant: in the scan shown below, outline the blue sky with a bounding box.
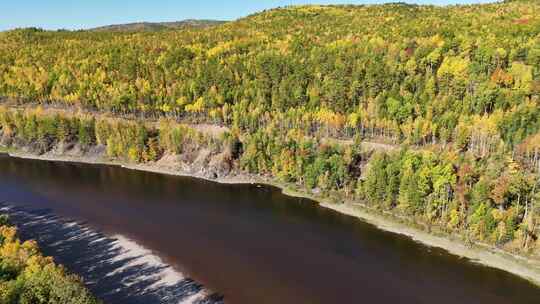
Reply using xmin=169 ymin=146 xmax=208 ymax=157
xmin=0 ymin=0 xmax=497 ymax=31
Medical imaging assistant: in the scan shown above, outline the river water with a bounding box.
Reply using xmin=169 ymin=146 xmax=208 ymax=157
xmin=0 ymin=154 xmax=539 ymax=304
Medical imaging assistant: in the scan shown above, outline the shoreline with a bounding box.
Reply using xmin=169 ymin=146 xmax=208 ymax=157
xmin=4 ymin=149 xmax=540 ymax=288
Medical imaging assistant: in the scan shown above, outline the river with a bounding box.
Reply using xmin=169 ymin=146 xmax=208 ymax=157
xmin=0 ymin=154 xmax=539 ymax=303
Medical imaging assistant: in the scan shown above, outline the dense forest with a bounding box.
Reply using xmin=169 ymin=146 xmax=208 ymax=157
xmin=0 ymin=214 xmax=99 ymax=303
xmin=1 ymin=0 xmax=540 ymax=255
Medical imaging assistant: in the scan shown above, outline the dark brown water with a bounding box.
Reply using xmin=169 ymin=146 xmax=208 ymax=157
xmin=0 ymin=154 xmax=539 ymax=304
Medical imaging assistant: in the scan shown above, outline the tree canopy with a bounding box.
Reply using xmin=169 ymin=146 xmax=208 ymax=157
xmin=1 ymin=1 xmax=540 ymax=255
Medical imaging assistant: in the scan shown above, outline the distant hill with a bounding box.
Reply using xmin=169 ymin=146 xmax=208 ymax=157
xmin=89 ymin=19 xmax=226 ymax=32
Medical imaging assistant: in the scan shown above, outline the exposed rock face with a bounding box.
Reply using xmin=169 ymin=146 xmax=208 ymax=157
xmin=207 ymin=151 xmax=233 ymax=179
xmin=50 ymin=141 xmax=75 ymax=155
xmin=0 ymin=133 xmax=12 ymax=148
xmin=191 ymin=148 xmax=212 ymax=174
xmin=179 ymin=148 xmax=234 ymax=180
xmin=155 ymin=153 xmax=183 ymax=170
xmin=1 ymin=132 xmax=237 ymax=181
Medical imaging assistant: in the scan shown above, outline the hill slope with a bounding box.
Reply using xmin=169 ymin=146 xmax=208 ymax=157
xmin=1 ymin=1 xmax=540 ymax=258
xmin=89 ymin=19 xmax=226 ymax=31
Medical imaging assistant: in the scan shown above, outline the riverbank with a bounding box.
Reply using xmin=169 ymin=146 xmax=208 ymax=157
xmin=4 ymin=148 xmax=540 ymax=288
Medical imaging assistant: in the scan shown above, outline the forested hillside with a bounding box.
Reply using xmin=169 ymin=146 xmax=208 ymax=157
xmin=1 ymin=0 xmax=540 ymax=255
xmin=89 ymin=19 xmax=226 ymax=32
